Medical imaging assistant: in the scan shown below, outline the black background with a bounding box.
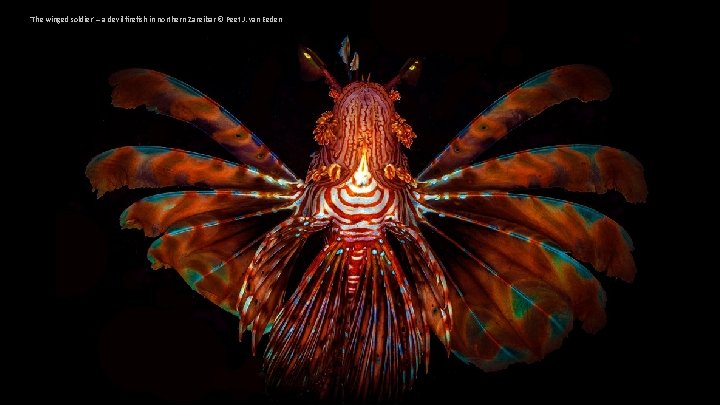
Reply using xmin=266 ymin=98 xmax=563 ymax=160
xmin=48 ymin=3 xmax=664 ymax=403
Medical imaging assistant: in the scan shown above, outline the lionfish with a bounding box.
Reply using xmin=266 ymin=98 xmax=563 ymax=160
xmin=86 ymin=38 xmax=646 ymax=401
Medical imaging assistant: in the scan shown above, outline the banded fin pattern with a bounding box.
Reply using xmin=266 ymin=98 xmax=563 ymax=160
xmin=419 ymin=65 xmax=611 ymax=180
xmin=415 ymin=191 xmax=636 ymax=281
xmin=419 ymin=217 xmax=575 ymax=369
xmin=87 ymin=146 xmax=296 ymax=197
xmin=120 ymin=190 xmax=296 ymax=237
xmin=110 ymin=68 xmax=297 ymax=181
xmin=149 ymin=215 xmax=283 ymax=314
xmin=420 ymin=145 xmax=647 ymax=203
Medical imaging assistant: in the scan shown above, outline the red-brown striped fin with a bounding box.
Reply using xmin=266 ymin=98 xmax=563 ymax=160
xmin=420 ymin=145 xmax=647 ymax=203
xmin=415 ymin=191 xmax=636 ymax=281
xmin=110 ymin=69 xmax=297 ymax=181
xmin=419 ymin=65 xmax=611 ymax=180
xmin=121 ymin=190 xmax=296 ymax=237
xmin=148 ymin=215 xmax=280 ymax=314
xmin=87 ymin=146 xmax=298 ymax=197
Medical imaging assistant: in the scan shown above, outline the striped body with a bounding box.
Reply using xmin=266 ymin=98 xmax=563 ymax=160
xmin=323 ymin=171 xmax=399 ymax=294
xmin=308 ymin=159 xmax=402 ymax=293
xmin=318 ymin=166 xmax=399 ymax=242
xmin=298 ymin=82 xmax=413 ymax=297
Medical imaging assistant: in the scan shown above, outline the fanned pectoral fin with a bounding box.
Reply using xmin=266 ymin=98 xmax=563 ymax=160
xmin=149 ymin=213 xmax=286 ymax=315
xmin=420 ymin=145 xmax=647 ymax=203
xmin=419 ymin=215 xmax=583 ymax=369
xmin=121 ymin=190 xmax=296 ymax=237
xmin=419 ymin=65 xmax=611 ymax=180
xmin=416 ymin=191 xmax=636 ymax=281
xmin=109 ymin=69 xmax=297 ymax=181
xmin=86 ymin=146 xmax=297 ymax=197
xmin=422 ymin=210 xmax=607 ymax=333
xmin=442 ymin=245 xmax=572 ymax=369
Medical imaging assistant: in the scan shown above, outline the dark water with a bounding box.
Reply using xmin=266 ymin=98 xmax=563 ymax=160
xmin=47 ymin=3 xmax=664 ymax=403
